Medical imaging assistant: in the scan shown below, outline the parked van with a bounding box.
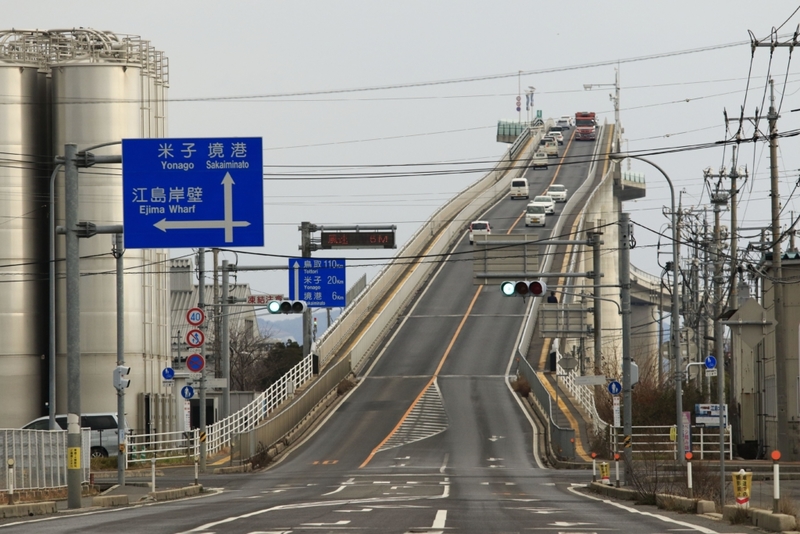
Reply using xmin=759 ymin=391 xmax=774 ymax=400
xmin=23 ymin=413 xmax=123 ymax=458
xmin=509 ymin=178 xmax=529 ymax=200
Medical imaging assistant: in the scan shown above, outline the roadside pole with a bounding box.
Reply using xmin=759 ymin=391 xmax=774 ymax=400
xmin=198 ymin=248 xmax=207 ymax=472
xmin=620 ymin=213 xmax=633 ymax=483
xmin=114 ymin=233 xmax=126 ymax=487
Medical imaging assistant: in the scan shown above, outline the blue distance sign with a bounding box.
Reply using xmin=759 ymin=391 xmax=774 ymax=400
xmin=287 ymin=258 xmax=346 ymax=308
xmin=181 ymin=385 xmax=195 ymax=400
xmin=607 ymin=380 xmax=622 ymax=395
xmin=122 ymin=137 xmax=264 ymax=249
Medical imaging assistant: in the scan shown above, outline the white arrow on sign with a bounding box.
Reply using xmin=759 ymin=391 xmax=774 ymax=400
xmin=152 ymin=172 xmax=250 ymax=242
xmin=292 ymin=259 xmax=300 ymax=300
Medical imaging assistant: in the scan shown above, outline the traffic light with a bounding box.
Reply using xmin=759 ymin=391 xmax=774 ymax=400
xmin=500 ymin=280 xmax=547 ymax=297
xmin=267 ymin=300 xmax=307 ymax=314
xmin=113 ymin=365 xmax=131 ymax=391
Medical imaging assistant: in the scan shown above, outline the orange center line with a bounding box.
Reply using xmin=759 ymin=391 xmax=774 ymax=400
xmin=359 ymin=285 xmax=484 ymax=468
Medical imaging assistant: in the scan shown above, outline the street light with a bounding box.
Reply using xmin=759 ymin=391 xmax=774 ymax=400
xmin=584 ymin=68 xmax=621 ymax=151
xmin=608 ymin=152 xmax=684 ymax=459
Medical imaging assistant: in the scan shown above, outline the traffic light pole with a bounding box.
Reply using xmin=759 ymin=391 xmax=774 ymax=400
xmin=300 ymin=222 xmax=315 ymax=358
xmin=61 ymin=143 xmax=123 ymax=509
xmin=113 ymin=233 xmax=126 ymax=487
xmin=198 ymin=249 xmax=207 ymax=473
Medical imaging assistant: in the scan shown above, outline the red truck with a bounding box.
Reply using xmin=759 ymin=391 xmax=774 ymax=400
xmin=575 ymin=111 xmax=597 ymax=141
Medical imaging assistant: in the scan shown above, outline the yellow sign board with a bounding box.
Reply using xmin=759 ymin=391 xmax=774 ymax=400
xmin=599 ymin=462 xmax=610 ymax=484
xmin=669 ymin=426 xmax=677 ymax=442
xmin=732 ymin=469 xmax=752 ymax=506
xmin=68 ymin=447 xmax=80 ymax=470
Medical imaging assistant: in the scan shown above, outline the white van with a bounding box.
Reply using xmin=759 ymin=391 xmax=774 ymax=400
xmin=23 ymin=413 xmax=124 ymax=458
xmin=509 ymin=178 xmax=529 ymax=200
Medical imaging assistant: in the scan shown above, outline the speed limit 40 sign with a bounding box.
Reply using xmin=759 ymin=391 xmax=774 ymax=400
xmin=187 ymin=307 xmax=205 ymax=326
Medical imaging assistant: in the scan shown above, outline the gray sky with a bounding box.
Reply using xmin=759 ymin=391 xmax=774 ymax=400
xmin=8 ymin=2 xmax=800 ymax=315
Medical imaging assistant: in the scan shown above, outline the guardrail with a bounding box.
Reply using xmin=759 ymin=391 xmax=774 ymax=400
xmin=609 ymin=425 xmax=732 ymax=460
xmin=126 ymin=429 xmax=198 ymax=467
xmin=237 ymin=356 xmax=352 ymax=462
xmin=0 ymin=429 xmax=90 ymax=491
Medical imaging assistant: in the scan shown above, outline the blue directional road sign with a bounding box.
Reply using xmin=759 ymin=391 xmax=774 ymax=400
xmin=288 ymin=258 xmax=346 ymax=308
xmin=122 ymin=137 xmax=264 ymax=248
xmin=181 ymin=385 xmax=195 ymax=400
xmin=161 ymin=367 xmax=175 ymax=381
xmin=608 ymin=380 xmax=622 ymax=395
xmin=704 ymin=355 xmax=717 ymax=369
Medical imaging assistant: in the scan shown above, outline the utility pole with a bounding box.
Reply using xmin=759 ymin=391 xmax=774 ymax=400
xmin=591 ymin=223 xmax=604 ymax=374
xmin=711 ymin=184 xmax=726 ymax=504
xmin=113 ymin=233 xmax=125 ymax=487
xmin=221 ymin=260 xmax=230 ymax=419
xmin=752 ymin=31 xmax=799 ymax=460
xmin=620 ymin=213 xmax=633 ymax=481
xmin=767 ymin=79 xmax=789 ymax=455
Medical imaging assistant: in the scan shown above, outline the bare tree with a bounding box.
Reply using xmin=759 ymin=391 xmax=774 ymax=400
xmin=228 ymin=324 xmax=303 ymax=392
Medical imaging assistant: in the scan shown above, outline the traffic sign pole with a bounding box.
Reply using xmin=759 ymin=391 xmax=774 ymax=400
xmin=197 ymin=249 xmax=207 ymax=474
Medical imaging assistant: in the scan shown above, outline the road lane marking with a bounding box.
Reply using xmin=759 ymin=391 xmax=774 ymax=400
xmin=432 ymin=509 xmax=447 ymax=529
xmin=568 ymin=484 xmax=719 ymax=534
xmin=360 ymin=286 xmax=483 ymax=468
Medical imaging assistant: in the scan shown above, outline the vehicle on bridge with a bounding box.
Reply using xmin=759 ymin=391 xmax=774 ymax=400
xmin=468 ymin=220 xmax=491 ymax=244
xmin=545 ymin=184 xmax=568 ymax=202
xmin=530 ymin=195 xmax=555 ymax=214
xmin=547 ymin=130 xmax=564 ymax=145
xmin=525 ymin=203 xmax=547 ymax=227
xmin=575 ymin=111 xmax=597 ymax=140
xmin=557 ymin=115 xmax=574 ymax=129
xmin=509 ymin=178 xmax=529 ymax=200
xmin=542 ymin=139 xmax=559 ymax=158
xmin=531 ymin=151 xmax=549 ymax=169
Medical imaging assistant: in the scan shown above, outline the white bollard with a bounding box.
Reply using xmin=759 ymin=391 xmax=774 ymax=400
xmin=772 ymin=450 xmax=781 ymax=513
xmin=151 ymin=457 xmax=156 ymax=492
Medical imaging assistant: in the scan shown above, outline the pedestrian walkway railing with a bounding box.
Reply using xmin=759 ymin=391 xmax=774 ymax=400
xmin=205 ymin=354 xmax=313 ymax=457
xmin=125 ymin=429 xmax=199 ymax=467
xmin=0 ymin=429 xmax=90 ymax=491
xmin=236 ymin=356 xmax=352 ymax=463
xmin=610 ymin=425 xmax=732 ymax=460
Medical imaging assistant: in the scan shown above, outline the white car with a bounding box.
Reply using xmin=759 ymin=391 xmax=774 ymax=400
xmin=24 ymin=413 xmax=125 ymax=458
xmin=525 ymin=204 xmax=547 ymax=227
xmin=532 ymin=151 xmax=549 ymax=169
xmin=548 ymin=130 xmax=564 ymax=145
xmin=542 ymin=140 xmax=559 ymax=158
xmin=546 ymin=184 xmax=568 ymax=202
xmin=558 ymin=115 xmax=575 ymax=128
xmin=531 ymin=195 xmax=555 ymax=215
xmin=468 ymin=220 xmax=491 ymax=244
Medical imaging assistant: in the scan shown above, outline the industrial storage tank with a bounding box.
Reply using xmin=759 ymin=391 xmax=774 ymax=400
xmin=0 ymin=31 xmax=51 ymax=427
xmin=50 ymin=30 xmax=171 ymax=432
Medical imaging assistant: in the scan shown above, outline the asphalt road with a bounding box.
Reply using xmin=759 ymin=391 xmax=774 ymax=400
xmin=0 ymin=129 xmax=766 ymax=533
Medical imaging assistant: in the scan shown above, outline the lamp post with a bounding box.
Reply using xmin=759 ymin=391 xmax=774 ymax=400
xmin=609 ymin=153 xmax=684 ymax=459
xmin=584 ymin=68 xmax=621 ymax=151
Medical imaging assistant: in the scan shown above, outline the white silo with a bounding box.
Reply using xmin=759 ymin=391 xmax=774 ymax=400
xmin=0 ymin=31 xmax=51 ymax=427
xmin=50 ymin=29 xmax=171 ymax=434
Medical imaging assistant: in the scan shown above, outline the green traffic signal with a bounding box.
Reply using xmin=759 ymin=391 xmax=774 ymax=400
xmin=267 ymin=300 xmax=307 ymax=314
xmin=501 ymin=281 xmax=516 ymax=296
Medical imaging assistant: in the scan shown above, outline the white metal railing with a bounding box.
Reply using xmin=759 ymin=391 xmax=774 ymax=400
xmin=126 ymin=429 xmax=198 ymax=467
xmin=205 ymin=355 xmax=313 ymax=456
xmin=0 ymin=429 xmax=90 ymax=491
xmin=610 ymin=424 xmax=733 ymax=460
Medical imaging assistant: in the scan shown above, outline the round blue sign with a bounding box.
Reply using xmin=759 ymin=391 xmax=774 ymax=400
xmin=607 ymin=380 xmax=622 ymax=395
xmin=186 ymin=353 xmax=205 ymax=373
xmin=181 ymin=385 xmax=194 ymax=399
xmin=705 ymin=355 xmax=717 ymax=369
xmin=162 ymin=367 xmax=175 ymax=381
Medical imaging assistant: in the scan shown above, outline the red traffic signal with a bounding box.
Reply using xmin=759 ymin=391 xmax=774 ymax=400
xmin=530 ymin=280 xmax=547 ymax=296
